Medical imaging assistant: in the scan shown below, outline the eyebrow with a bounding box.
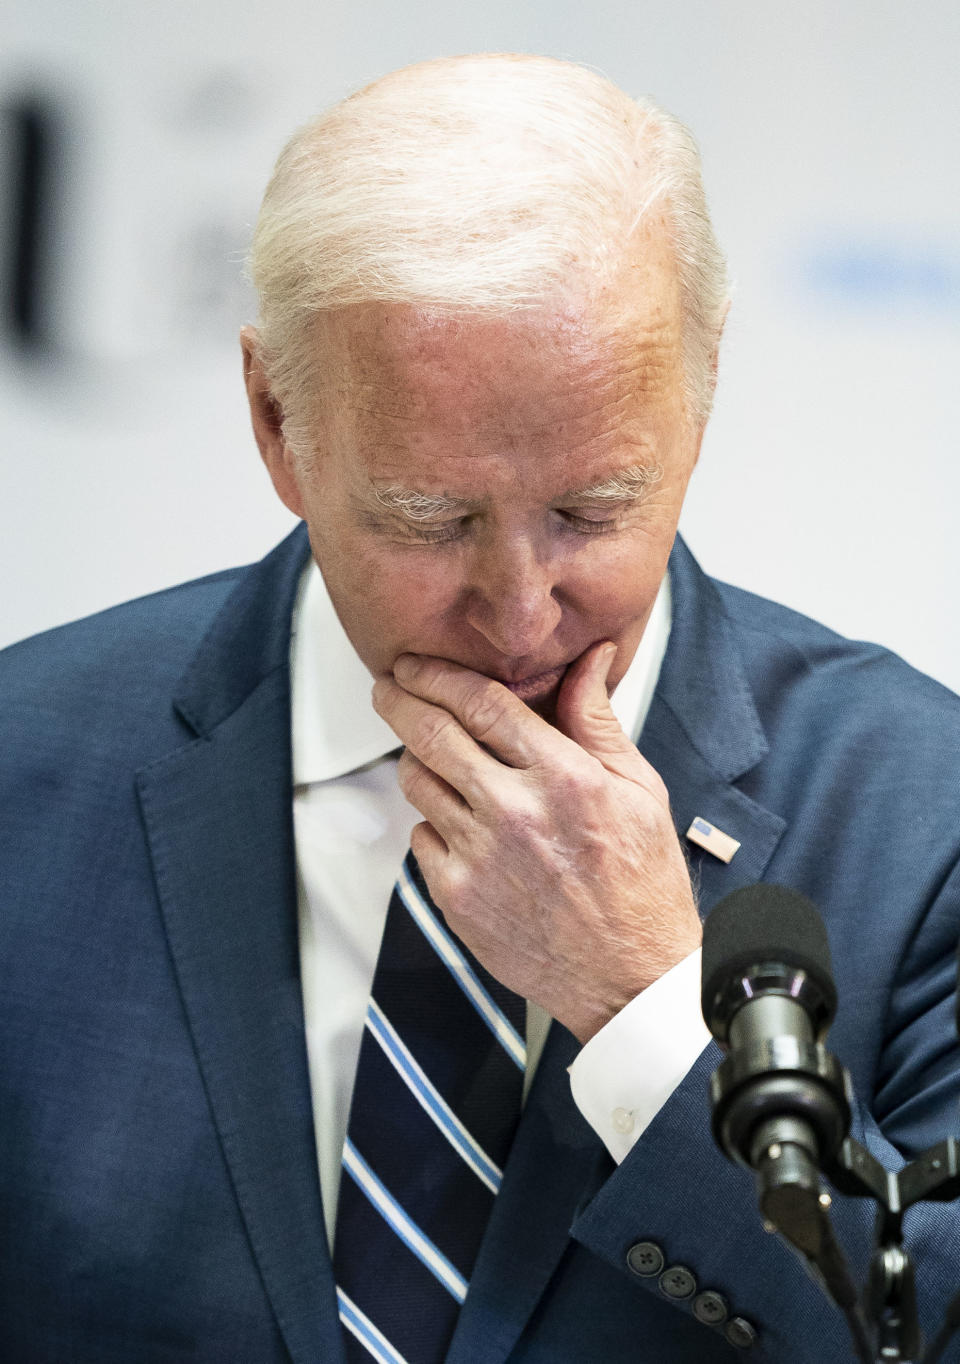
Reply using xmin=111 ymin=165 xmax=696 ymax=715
xmin=370 ymin=462 xmax=663 ymax=522
xmin=566 ymin=463 xmax=663 ymax=502
xmin=370 ymin=486 xmax=478 ymax=521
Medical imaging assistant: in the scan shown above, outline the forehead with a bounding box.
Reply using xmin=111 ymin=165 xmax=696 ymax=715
xmin=310 ymin=243 xmax=687 ymax=489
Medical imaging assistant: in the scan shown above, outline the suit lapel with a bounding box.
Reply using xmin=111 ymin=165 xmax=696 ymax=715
xmin=451 ymin=536 xmax=788 ymax=1362
xmin=137 ymin=527 xmax=345 ymax=1364
xmin=642 ymin=691 xmax=787 ymax=908
xmin=646 ymin=535 xmax=787 ymax=907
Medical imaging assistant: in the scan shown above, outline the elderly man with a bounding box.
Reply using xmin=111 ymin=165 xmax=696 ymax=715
xmin=2 ymin=53 xmax=960 ymax=1364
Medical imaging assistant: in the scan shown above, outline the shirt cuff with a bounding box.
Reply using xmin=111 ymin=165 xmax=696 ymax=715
xmin=568 ymin=948 xmax=711 ymax=1164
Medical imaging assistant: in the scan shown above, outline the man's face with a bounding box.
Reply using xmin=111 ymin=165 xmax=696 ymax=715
xmin=258 ymin=240 xmax=706 ymax=718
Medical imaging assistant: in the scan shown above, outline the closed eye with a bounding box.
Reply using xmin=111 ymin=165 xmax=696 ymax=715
xmin=556 ymin=506 xmax=628 ymax=535
xmin=399 ymin=516 xmax=471 ymax=544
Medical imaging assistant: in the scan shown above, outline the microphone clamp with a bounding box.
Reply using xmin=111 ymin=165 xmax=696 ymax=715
xmin=710 ymin=1033 xmax=854 ymax=1172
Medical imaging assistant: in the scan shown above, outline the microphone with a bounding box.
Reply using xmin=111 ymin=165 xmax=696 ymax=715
xmin=701 ymin=885 xmax=867 ymax=1352
xmin=701 ymin=882 xmax=837 ymax=1048
xmin=702 ymin=886 xmax=857 ymax=1246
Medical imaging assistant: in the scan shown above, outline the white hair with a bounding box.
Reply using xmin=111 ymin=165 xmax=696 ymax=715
xmin=370 ymin=462 xmax=663 ymax=522
xmin=247 ymin=54 xmax=729 ymax=447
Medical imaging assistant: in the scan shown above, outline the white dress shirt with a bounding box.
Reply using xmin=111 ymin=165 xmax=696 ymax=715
xmin=290 ymin=561 xmax=709 ymax=1249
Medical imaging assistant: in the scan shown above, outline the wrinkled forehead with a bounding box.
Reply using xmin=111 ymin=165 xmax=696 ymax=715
xmin=309 ymin=238 xmax=686 ymax=433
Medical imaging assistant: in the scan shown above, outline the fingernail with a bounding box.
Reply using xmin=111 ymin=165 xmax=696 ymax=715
xmin=393 ymin=654 xmax=416 ymax=679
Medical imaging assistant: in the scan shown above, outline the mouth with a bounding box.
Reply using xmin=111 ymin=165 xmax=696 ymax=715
xmin=498 ymin=664 xmax=568 ymax=703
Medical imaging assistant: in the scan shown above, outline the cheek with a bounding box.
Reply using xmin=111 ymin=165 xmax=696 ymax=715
xmin=565 ymin=540 xmax=664 ymax=627
xmin=386 ymin=566 xmax=454 ymax=624
xmin=341 ymin=543 xmax=468 ymax=639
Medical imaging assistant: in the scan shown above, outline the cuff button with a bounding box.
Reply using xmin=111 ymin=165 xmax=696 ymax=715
xmin=626 ymin=1241 xmax=664 ymax=1278
xmin=612 ymin=1106 xmax=635 ymax=1134
xmin=693 ymin=1290 xmax=729 ymax=1325
xmin=725 ymin=1317 xmax=758 ymax=1349
xmin=658 ymin=1264 xmax=697 ymax=1300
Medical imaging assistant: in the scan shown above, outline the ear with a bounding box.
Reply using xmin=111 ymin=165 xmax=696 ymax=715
xmin=240 ymin=325 xmax=306 ymax=520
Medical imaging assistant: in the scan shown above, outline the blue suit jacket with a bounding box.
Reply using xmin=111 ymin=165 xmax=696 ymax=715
xmin=3 ymin=524 xmax=960 ymax=1363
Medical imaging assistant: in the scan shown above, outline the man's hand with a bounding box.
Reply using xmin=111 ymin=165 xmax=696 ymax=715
xmin=372 ymin=643 xmax=702 ymax=1044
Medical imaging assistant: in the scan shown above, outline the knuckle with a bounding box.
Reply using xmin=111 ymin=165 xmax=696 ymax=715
xmin=492 ymin=788 xmax=544 ymax=844
xmin=428 ymin=861 xmax=467 ymax=920
xmin=441 ymin=861 xmax=470 ymax=910
xmin=547 ymin=753 xmax=605 ymax=804
xmin=397 ymin=753 xmax=428 ymax=801
xmin=409 ymin=820 xmax=434 ymax=861
xmin=415 ymin=707 xmax=458 ymax=755
xmin=409 ymin=818 xmax=430 ymax=849
xmin=459 ymin=679 xmax=510 ymax=742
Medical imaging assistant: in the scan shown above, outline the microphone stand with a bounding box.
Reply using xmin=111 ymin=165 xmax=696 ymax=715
xmin=713 ymin=1029 xmax=960 ymax=1363
xmin=712 ymin=1031 xmax=875 ymax=1361
xmin=699 ymin=887 xmax=960 ymax=1363
xmin=828 ymin=1136 xmax=960 ymax=1364
xmin=754 ymin=1127 xmax=873 ymax=1363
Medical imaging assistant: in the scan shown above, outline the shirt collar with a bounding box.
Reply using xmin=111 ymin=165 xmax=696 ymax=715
xmin=290 ymin=560 xmax=672 ymax=785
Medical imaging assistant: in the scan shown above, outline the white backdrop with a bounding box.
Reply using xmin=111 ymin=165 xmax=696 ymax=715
xmin=2 ymin=1 xmax=958 ymax=693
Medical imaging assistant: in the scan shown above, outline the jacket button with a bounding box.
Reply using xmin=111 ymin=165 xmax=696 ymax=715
xmin=658 ymin=1264 xmax=697 ymax=1300
xmin=626 ymin=1241 xmax=664 ymax=1277
xmin=725 ymin=1317 xmax=758 ymax=1349
xmin=693 ymin=1290 xmax=729 ymax=1325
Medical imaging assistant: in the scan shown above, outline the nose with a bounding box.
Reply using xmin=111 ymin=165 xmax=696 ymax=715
xmin=463 ymin=538 xmax=562 ymax=659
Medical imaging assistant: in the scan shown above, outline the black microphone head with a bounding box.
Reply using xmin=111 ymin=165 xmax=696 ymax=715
xmin=701 ymin=883 xmax=837 ymax=1043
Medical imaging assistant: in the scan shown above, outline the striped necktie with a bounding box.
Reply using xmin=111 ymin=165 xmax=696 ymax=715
xmin=333 ymin=851 xmax=527 ymax=1364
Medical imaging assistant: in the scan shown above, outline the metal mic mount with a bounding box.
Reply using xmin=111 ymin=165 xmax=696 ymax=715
xmin=708 ymin=962 xmax=960 ymax=1363
xmin=828 ymin=1136 xmax=960 ymax=1364
xmin=709 ymin=968 xmax=873 ymax=1360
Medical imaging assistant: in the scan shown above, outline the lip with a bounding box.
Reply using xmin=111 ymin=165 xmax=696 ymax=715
xmin=498 ymin=664 xmax=568 ymax=701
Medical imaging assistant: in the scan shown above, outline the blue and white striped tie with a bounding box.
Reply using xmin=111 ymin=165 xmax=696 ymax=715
xmin=334 ymin=851 xmax=527 ymax=1364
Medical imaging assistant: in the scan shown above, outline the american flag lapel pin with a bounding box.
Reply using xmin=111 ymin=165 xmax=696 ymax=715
xmin=686 ymin=816 xmax=741 ymax=864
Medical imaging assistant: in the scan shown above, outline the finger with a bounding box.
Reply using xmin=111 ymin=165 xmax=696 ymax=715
xmin=396 ymin=748 xmax=472 ymax=843
xmin=409 ymin=819 xmax=448 ymax=881
xmin=556 ymin=642 xmax=667 ymax=793
xmin=373 ymin=675 xmax=502 ymax=806
xmin=391 ymin=654 xmax=568 ymax=769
